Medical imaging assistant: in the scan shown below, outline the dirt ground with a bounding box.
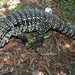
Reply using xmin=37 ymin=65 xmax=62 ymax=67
xmin=0 ymin=0 xmax=75 ymax=75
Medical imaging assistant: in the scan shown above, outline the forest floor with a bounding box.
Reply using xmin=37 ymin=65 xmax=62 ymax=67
xmin=0 ymin=0 xmax=75 ymax=75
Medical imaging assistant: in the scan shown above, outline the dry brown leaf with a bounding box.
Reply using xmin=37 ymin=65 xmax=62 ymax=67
xmin=28 ymin=58 xmax=34 ymax=69
xmin=59 ymin=35 xmax=71 ymax=44
xmin=2 ymin=41 xmax=18 ymax=51
xmin=32 ymin=71 xmax=44 ymax=75
xmin=34 ymin=0 xmax=38 ymax=3
xmin=69 ymin=44 xmax=75 ymax=52
xmin=59 ymin=34 xmax=75 ymax=52
xmin=25 ymin=50 xmax=35 ymax=68
xmin=44 ymin=56 xmax=50 ymax=67
xmin=41 ymin=65 xmax=51 ymax=75
xmin=25 ymin=50 xmax=35 ymax=57
xmin=4 ymin=58 xmax=13 ymax=66
xmin=49 ymin=45 xmax=53 ymax=51
xmin=57 ymin=70 xmax=66 ymax=75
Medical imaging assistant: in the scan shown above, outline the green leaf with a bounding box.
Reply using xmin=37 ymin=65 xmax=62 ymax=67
xmin=44 ymin=32 xmax=51 ymax=39
xmin=27 ymin=38 xmax=33 ymax=43
xmin=59 ymin=1 xmax=64 ymax=6
xmin=23 ymin=6 xmax=27 ymax=9
xmin=31 ymin=32 xmax=51 ymax=39
xmin=42 ymin=0 xmax=48 ymax=5
xmin=12 ymin=4 xmax=27 ymax=12
xmin=31 ymin=32 xmax=36 ymax=37
xmin=44 ymin=35 xmax=51 ymax=39
xmin=0 ymin=0 xmax=8 ymax=5
xmin=61 ymin=11 xmax=67 ymax=21
xmin=73 ymin=25 xmax=75 ymax=28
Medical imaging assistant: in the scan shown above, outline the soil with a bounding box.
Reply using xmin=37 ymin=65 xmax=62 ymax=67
xmin=0 ymin=0 xmax=75 ymax=75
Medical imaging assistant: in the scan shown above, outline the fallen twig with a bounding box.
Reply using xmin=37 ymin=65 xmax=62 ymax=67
xmin=41 ymin=65 xmax=52 ymax=75
xmin=0 ymin=67 xmax=14 ymax=75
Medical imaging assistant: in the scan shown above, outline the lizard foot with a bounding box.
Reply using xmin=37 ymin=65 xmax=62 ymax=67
xmin=27 ymin=41 xmax=43 ymax=55
xmin=27 ymin=41 xmax=42 ymax=49
xmin=30 ymin=41 xmax=43 ymax=47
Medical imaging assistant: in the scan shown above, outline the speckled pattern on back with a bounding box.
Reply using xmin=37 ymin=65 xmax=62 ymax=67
xmin=0 ymin=9 xmax=75 ymax=47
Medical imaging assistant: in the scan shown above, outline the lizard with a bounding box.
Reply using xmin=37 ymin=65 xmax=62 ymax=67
xmin=0 ymin=9 xmax=75 ymax=49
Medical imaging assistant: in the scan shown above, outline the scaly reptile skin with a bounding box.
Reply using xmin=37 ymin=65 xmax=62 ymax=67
xmin=0 ymin=9 xmax=75 ymax=47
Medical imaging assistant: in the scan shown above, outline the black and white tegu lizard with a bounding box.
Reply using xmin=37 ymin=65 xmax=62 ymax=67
xmin=0 ymin=9 xmax=75 ymax=48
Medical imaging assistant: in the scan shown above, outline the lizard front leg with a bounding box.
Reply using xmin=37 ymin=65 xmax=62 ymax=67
xmin=29 ymin=30 xmax=44 ymax=51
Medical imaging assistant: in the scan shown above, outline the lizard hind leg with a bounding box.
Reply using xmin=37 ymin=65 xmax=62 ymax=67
xmin=17 ymin=33 xmax=28 ymax=45
xmin=28 ymin=31 xmax=44 ymax=50
xmin=27 ymin=32 xmax=44 ymax=55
